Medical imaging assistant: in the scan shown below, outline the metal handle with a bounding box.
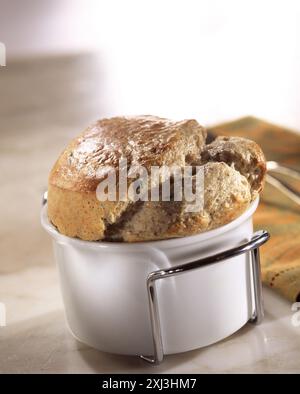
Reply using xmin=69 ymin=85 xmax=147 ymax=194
xmin=266 ymin=174 xmax=300 ymax=206
xmin=42 ymin=191 xmax=48 ymax=205
xmin=140 ymin=230 xmax=270 ymax=364
xmin=266 ymin=161 xmax=300 ymax=206
xmin=267 ymin=161 xmax=300 ymax=181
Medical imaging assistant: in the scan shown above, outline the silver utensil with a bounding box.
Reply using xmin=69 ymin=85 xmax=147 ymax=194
xmin=266 ymin=161 xmax=300 ymax=206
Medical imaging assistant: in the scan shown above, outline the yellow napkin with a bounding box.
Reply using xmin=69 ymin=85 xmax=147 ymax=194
xmin=209 ymin=117 xmax=300 ymax=302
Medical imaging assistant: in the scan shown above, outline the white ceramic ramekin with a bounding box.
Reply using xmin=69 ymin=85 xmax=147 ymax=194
xmin=41 ymin=198 xmax=263 ymax=358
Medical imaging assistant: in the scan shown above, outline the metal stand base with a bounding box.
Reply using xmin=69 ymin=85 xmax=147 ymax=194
xmin=140 ymin=230 xmax=270 ymax=365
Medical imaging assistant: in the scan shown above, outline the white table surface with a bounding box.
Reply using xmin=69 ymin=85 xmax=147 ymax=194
xmin=0 ymin=54 xmax=299 ymax=373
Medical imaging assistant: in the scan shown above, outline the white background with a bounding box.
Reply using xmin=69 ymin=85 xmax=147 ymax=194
xmin=0 ymin=0 xmax=299 ymax=129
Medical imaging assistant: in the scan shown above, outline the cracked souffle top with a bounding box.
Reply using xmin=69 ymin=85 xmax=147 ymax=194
xmin=48 ymin=115 xmax=266 ymax=242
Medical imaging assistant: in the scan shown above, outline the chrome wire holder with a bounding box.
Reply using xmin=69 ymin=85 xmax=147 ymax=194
xmin=140 ymin=230 xmax=270 ymax=365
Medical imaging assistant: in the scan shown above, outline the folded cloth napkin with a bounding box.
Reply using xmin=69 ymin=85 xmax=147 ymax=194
xmin=209 ymin=116 xmax=300 ymax=302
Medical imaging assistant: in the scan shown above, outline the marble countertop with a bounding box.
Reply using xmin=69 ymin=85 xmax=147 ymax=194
xmin=0 ymin=54 xmax=299 ymax=373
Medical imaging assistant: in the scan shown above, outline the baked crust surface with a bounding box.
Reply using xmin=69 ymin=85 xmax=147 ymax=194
xmin=48 ymin=116 xmax=265 ymax=242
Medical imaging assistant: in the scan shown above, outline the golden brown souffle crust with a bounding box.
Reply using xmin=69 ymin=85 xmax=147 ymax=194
xmin=48 ymin=115 xmax=266 ymax=242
